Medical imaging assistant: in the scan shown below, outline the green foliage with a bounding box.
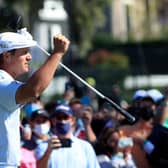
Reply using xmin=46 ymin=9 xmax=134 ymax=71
xmin=0 ymin=0 xmax=44 ymax=31
xmin=87 ymin=49 xmax=129 ymax=69
xmin=92 ymin=33 xmax=125 ymax=47
xmin=0 ymin=6 xmax=19 ymax=31
xmin=62 ymin=0 xmax=112 ymax=57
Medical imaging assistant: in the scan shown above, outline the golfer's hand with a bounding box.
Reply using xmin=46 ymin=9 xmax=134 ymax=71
xmin=53 ymin=34 xmax=70 ymax=55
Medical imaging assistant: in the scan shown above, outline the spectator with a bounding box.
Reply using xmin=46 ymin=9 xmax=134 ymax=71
xmin=119 ymin=107 xmax=154 ymax=168
xmin=35 ymin=104 xmax=100 ymax=168
xmin=91 ymin=106 xmax=119 ymax=138
xmin=20 ymin=108 xmax=50 ymax=168
xmin=94 ymin=127 xmax=120 ymax=168
xmin=140 ymin=89 xmax=164 ymax=111
xmin=122 ymin=89 xmax=164 ymax=125
xmin=78 ymin=105 xmax=97 ymax=143
xmin=69 ymin=98 xmax=86 ymax=139
xmin=94 ymin=127 xmax=136 ymax=168
xmin=20 ymin=100 xmax=44 ymax=143
xmin=22 ymin=109 xmax=50 ymax=150
xmin=144 ymin=101 xmax=168 ymax=167
xmin=81 ymin=77 xmax=99 ymax=111
xmin=57 ymin=82 xmax=76 ymax=105
xmin=69 ymin=98 xmax=97 ymax=143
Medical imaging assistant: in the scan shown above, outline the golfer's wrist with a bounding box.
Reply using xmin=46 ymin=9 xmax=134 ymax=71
xmin=52 ymin=52 xmax=64 ymax=58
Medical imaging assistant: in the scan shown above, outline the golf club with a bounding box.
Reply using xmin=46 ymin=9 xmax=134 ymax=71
xmin=37 ymin=44 xmax=136 ymax=123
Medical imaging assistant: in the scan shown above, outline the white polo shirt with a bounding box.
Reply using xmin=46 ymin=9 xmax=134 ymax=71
xmin=0 ymin=70 xmax=23 ymax=167
xmin=36 ymin=134 xmax=100 ymax=168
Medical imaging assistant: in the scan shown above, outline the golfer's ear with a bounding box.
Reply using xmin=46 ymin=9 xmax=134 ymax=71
xmin=2 ymin=51 xmax=11 ymax=63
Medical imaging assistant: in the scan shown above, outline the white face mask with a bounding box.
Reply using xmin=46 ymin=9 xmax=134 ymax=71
xmin=34 ymin=123 xmax=50 ymax=136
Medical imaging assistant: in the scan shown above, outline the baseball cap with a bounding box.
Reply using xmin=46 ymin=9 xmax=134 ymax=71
xmin=51 ymin=104 xmax=73 ymax=118
xmin=24 ymin=103 xmax=42 ymax=117
xmin=133 ymin=89 xmax=148 ymax=100
xmin=30 ymin=109 xmax=49 ymax=120
xmin=65 ymin=82 xmax=74 ymax=91
xmin=0 ymin=28 xmax=37 ymax=54
xmin=146 ymin=89 xmax=164 ymax=104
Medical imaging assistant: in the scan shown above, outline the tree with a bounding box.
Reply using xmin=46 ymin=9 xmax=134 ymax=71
xmin=0 ymin=0 xmax=44 ymax=31
xmin=0 ymin=1 xmax=20 ymax=31
xmin=62 ymin=0 xmax=112 ymax=57
xmin=1 ymin=0 xmax=112 ymax=56
xmin=15 ymin=0 xmax=44 ymax=30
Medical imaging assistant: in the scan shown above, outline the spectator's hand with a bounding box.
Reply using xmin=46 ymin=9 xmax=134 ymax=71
xmin=49 ymin=135 xmax=62 ymax=150
xmin=123 ymin=146 xmax=133 ymax=159
xmin=20 ymin=124 xmax=32 ymax=140
xmin=81 ymin=109 xmax=93 ymax=126
xmin=117 ymin=137 xmax=133 ymax=154
xmin=53 ymin=34 xmax=70 ymax=55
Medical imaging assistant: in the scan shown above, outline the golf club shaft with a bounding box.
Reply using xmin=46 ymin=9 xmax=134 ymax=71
xmin=37 ymin=45 xmax=135 ymax=123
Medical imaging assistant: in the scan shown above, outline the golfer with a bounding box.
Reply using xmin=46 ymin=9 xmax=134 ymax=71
xmin=0 ymin=28 xmax=70 ymax=168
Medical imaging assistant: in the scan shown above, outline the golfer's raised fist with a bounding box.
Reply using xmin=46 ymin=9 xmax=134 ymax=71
xmin=53 ymin=34 xmax=70 ymax=54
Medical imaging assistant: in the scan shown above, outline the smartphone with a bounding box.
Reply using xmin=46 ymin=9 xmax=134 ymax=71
xmin=118 ymin=137 xmax=133 ymax=148
xmin=60 ymin=138 xmax=72 ymax=148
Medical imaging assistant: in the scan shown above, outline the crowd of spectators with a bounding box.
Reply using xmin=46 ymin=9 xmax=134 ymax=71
xmin=19 ymin=81 xmax=168 ymax=168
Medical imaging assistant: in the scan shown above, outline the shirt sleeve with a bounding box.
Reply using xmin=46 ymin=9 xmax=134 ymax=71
xmin=0 ymin=80 xmax=23 ymax=110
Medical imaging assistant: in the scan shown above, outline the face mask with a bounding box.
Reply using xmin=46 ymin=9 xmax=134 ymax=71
xmin=163 ymin=119 xmax=168 ymax=128
xmin=55 ymin=122 xmax=71 ymax=135
xmin=34 ymin=123 xmax=50 ymax=136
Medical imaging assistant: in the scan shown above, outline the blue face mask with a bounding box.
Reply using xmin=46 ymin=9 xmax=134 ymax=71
xmin=55 ymin=122 xmax=71 ymax=135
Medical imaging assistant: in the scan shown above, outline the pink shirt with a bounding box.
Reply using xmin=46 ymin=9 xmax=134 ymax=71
xmin=20 ymin=147 xmax=36 ymax=168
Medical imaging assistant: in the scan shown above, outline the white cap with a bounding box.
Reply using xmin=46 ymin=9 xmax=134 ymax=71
xmin=133 ymin=89 xmax=147 ymax=100
xmin=0 ymin=28 xmax=37 ymax=54
xmin=147 ymin=89 xmax=164 ymax=103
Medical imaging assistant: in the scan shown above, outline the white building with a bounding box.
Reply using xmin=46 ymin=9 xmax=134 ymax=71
xmin=34 ymin=0 xmax=68 ymax=50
